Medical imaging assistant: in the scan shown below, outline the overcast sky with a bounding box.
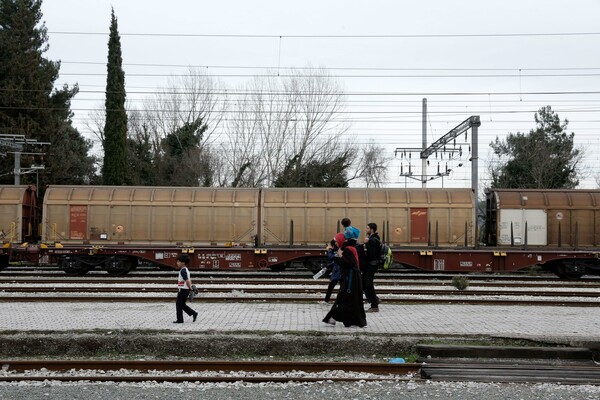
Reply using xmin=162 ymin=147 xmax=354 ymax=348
xmin=39 ymin=0 xmax=600 ymax=190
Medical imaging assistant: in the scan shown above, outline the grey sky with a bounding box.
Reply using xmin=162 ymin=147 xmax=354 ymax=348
xmin=40 ymin=0 xmax=600 ymax=189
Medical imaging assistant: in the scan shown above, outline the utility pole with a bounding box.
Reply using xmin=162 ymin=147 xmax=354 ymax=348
xmin=421 ymin=98 xmax=427 ymax=188
xmin=0 ymin=135 xmax=49 ymax=185
xmin=395 ymin=107 xmax=481 ymax=198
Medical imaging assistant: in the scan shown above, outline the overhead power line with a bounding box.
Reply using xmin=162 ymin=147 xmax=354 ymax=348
xmin=58 ymin=61 xmax=600 ymax=72
xmin=54 ymin=72 xmax=600 ymax=78
xmin=48 ymin=31 xmax=600 ymax=39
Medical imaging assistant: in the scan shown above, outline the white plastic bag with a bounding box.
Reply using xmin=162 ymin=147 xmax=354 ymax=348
xmin=312 ymin=267 xmax=327 ymax=280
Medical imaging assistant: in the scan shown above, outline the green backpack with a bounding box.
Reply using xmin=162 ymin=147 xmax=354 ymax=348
xmin=380 ymin=243 xmax=393 ymax=270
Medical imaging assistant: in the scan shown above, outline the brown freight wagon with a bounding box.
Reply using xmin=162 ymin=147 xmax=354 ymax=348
xmin=41 ymin=186 xmax=259 ymax=246
xmin=261 ymin=187 xmax=475 ymax=247
xmin=41 ymin=186 xmax=475 ymax=247
xmin=0 ymin=185 xmax=38 ymax=244
xmin=0 ymin=185 xmax=38 ymax=269
xmin=35 ymin=186 xmax=476 ymax=274
xmin=485 ymin=189 xmax=600 ymax=247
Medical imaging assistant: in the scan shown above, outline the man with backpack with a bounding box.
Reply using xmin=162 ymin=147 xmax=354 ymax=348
xmin=363 ymin=222 xmax=381 ymax=312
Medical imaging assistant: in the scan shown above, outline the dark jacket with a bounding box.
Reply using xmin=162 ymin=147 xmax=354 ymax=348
xmin=364 ymin=232 xmax=382 ymax=267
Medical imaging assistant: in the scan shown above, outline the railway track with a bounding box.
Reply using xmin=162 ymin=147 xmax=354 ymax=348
xmin=2 ymin=359 xmax=599 ymax=385
xmin=1 ymin=295 xmax=600 ymax=306
xmin=2 ymin=285 xmax=600 ymax=298
xmin=0 ymin=359 xmax=418 ymax=383
xmin=3 ymin=274 xmax=600 ymax=305
xmin=5 ymin=267 xmax=600 ymax=282
xmin=4 ymin=276 xmax=600 ymax=288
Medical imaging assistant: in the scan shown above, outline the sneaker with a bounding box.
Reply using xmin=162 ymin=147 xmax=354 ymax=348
xmin=173 ymin=320 xmax=184 ymax=323
xmin=325 ymin=317 xmax=336 ymax=325
xmin=366 ymin=307 xmax=379 ymax=313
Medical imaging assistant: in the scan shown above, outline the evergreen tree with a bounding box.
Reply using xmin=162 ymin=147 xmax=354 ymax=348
xmin=157 ymin=118 xmax=209 ymax=186
xmin=273 ymin=151 xmax=351 ymax=187
xmin=126 ymin=129 xmax=156 ymax=186
xmin=102 ymin=8 xmax=128 ymax=185
xmin=490 ymin=106 xmax=581 ymax=189
xmin=0 ymin=0 xmax=95 ymax=186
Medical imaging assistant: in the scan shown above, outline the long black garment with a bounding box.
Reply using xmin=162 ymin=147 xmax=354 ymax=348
xmin=323 ymin=243 xmax=367 ymax=328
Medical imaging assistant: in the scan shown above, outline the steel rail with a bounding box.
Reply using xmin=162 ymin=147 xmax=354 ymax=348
xmin=0 ymin=359 xmax=419 ymax=383
xmin=1 ymin=295 xmax=600 ymax=306
xmin=2 ymin=286 xmax=600 ymax=298
xmin=3 ymin=277 xmax=600 ymax=289
xmin=6 ymin=270 xmax=599 ymax=282
xmin=2 ymin=359 xmax=600 ymax=385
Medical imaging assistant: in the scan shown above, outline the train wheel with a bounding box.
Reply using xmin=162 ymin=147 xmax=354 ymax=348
xmin=0 ymin=254 xmax=9 ymax=270
xmin=104 ymin=257 xmax=133 ymax=275
xmin=554 ymin=262 xmax=585 ymax=279
xmin=268 ymin=263 xmax=287 ymax=271
xmin=60 ymin=258 xmax=90 ymax=276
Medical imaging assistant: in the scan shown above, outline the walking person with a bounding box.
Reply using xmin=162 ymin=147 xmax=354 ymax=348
xmin=174 ymin=254 xmax=198 ymax=324
xmin=322 ymin=233 xmax=367 ymax=328
xmin=363 ymin=222 xmax=381 ymax=312
xmin=324 ymin=239 xmax=341 ymax=303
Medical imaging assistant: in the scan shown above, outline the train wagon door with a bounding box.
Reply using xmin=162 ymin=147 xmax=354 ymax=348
xmin=69 ymin=205 xmax=87 ymax=240
xmin=410 ymin=208 xmax=428 ymax=243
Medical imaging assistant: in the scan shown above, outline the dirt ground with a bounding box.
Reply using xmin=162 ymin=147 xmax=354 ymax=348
xmin=0 ymin=330 xmax=549 ymax=360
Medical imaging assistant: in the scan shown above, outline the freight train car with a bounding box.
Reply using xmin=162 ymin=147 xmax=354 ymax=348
xmin=41 ymin=186 xmax=475 ymax=247
xmin=0 ymin=185 xmax=38 ymax=269
xmin=36 ymin=186 xmax=475 ymax=274
xmin=260 ymin=187 xmax=475 ymax=247
xmin=485 ymin=189 xmax=600 ymax=278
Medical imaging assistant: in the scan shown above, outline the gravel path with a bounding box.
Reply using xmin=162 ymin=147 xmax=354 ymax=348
xmin=1 ymin=380 xmax=600 ymax=399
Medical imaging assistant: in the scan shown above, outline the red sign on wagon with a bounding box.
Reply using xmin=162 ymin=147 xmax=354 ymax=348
xmin=69 ymin=205 xmax=87 ymax=240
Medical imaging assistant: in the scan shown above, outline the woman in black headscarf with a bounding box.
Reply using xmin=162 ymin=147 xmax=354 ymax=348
xmin=322 ymin=233 xmax=367 ymax=328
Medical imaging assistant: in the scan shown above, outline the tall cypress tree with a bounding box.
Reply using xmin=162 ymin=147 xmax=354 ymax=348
xmin=102 ymin=8 xmax=128 ymax=185
xmin=0 ymin=0 xmax=95 ymax=187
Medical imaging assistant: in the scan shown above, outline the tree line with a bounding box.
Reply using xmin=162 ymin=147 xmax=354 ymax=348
xmin=0 ymin=0 xmax=585 ymax=192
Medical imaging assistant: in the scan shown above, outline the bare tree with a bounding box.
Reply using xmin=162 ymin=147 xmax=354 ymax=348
xmin=354 ymin=141 xmax=392 ymax=187
xmin=85 ymin=105 xmax=106 ymax=146
xmin=144 ymin=67 xmax=226 ymax=145
xmin=221 ymin=67 xmax=352 ymax=187
xmin=285 ymin=68 xmax=348 ymax=166
xmin=122 ymin=69 xmax=228 ymax=185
